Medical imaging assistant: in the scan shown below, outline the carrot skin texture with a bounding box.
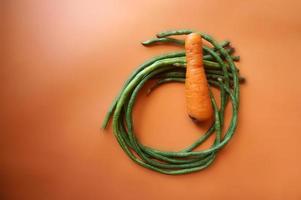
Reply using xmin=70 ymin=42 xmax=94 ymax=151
xmin=185 ymin=33 xmax=213 ymax=121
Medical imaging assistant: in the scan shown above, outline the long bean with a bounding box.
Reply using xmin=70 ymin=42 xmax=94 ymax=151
xmin=102 ymin=29 xmax=244 ymax=175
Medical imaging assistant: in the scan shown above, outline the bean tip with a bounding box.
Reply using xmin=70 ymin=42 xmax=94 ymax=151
xmin=239 ymin=77 xmax=246 ymax=83
xmin=222 ymin=40 xmax=231 ymax=47
xmin=141 ymin=41 xmax=150 ymax=46
xmin=229 ymin=47 xmax=235 ymax=54
xmin=156 ymin=33 xmax=162 ymax=38
xmin=232 ymin=55 xmax=240 ymax=61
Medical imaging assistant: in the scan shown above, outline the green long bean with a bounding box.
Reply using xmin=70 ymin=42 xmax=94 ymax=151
xmin=102 ymin=29 xmax=244 ymax=175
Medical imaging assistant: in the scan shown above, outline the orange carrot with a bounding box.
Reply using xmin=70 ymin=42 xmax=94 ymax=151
xmin=185 ymin=33 xmax=213 ymax=121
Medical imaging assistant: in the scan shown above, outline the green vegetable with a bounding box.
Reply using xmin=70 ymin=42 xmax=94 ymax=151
xmin=102 ymin=29 xmax=244 ymax=175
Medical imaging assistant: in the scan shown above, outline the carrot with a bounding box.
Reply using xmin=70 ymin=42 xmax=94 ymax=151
xmin=185 ymin=33 xmax=213 ymax=121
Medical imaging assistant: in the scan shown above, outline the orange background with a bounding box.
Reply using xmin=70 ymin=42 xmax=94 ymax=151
xmin=2 ymin=0 xmax=301 ymax=199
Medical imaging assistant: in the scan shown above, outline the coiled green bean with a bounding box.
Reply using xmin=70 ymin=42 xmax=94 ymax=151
xmin=102 ymin=29 xmax=244 ymax=175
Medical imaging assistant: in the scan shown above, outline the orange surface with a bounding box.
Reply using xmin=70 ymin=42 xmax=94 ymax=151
xmin=2 ymin=0 xmax=301 ymax=199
